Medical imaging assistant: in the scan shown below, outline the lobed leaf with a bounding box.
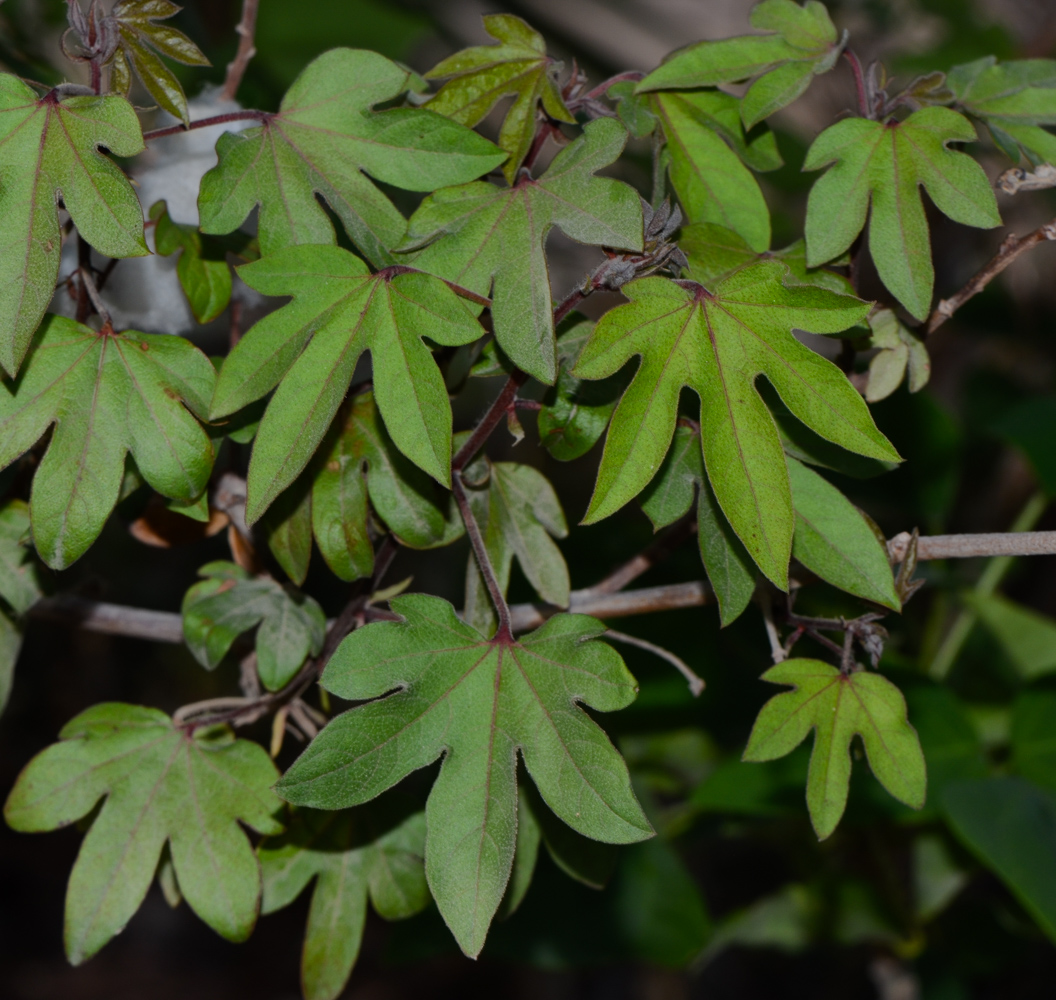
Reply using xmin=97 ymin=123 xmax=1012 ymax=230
xmin=276 ymin=594 xmax=652 ymax=957
xmin=3 ymin=703 xmax=283 ymax=963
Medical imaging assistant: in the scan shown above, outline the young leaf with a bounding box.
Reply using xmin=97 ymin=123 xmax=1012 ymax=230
xmin=947 ymin=56 xmax=1056 ymax=163
xmin=538 ymin=318 xmax=629 ymax=462
xmin=198 ymin=49 xmax=505 ymax=267
xmin=260 ymin=804 xmax=428 ymax=1000
xmin=424 ymin=13 xmax=573 ymax=183
xmin=681 ymin=222 xmax=855 ymax=295
xmin=276 ymin=594 xmax=653 ymax=958
xmin=649 ymin=90 xmax=780 ymax=251
xmin=639 ymin=422 xmax=755 ymax=625
xmin=182 ymin=561 xmax=326 ymax=691
xmin=786 ymin=457 xmax=901 ymax=611
xmin=637 ymin=0 xmax=844 ymax=126
xmin=863 ymin=308 xmax=930 ymax=403
xmin=0 ymin=315 xmax=216 ymax=569
xmin=574 ymin=264 xmax=895 ymax=589
xmin=108 ymin=0 xmax=210 ymax=126
xmin=0 ymin=499 xmax=44 ymax=615
xmin=401 ymin=117 xmax=644 ymax=384
xmin=743 ymin=659 xmax=926 ymax=839
xmin=150 ymin=200 xmax=258 ymax=325
xmin=0 ymin=76 xmax=147 ymax=375
xmin=461 ymin=457 xmax=570 ymax=635
xmin=3 ymin=703 xmax=283 ymax=964
xmin=804 ymin=107 xmax=1001 ymax=320
xmin=211 ymin=246 xmax=483 ymax=522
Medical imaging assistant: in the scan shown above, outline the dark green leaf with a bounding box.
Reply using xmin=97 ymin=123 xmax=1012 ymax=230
xmin=0 ymin=498 xmax=44 ymax=615
xmin=1011 ymin=691 xmax=1056 ymax=795
xmin=964 ymin=592 xmax=1056 ymax=680
xmin=991 ymin=396 xmax=1056 ymax=497
xmin=260 ymin=475 xmax=313 ymax=586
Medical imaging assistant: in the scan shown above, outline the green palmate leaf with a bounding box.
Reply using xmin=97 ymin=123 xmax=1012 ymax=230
xmin=276 ymin=594 xmax=652 ymax=957
xmin=3 ymin=703 xmax=283 ymax=963
xmin=538 ymin=319 xmax=629 ymax=462
xmin=0 ymin=498 xmax=44 ymax=615
xmin=786 ymin=457 xmax=900 ymax=610
xmin=260 ymin=803 xmax=428 ymax=1000
xmin=109 ymin=0 xmax=210 ymax=126
xmin=0 ymin=76 xmax=147 ymax=375
xmin=637 ymin=0 xmax=843 ymax=127
xmin=150 ymin=200 xmax=258 ymax=325
xmin=182 ymin=561 xmax=326 ymax=691
xmin=0 ymin=315 xmax=215 ymax=569
xmin=640 ymin=422 xmax=755 ymax=625
xmin=948 ymin=56 xmax=1056 ymax=163
xmin=424 ymin=13 xmax=573 ymax=184
xmin=461 ymin=456 xmax=569 ymax=635
xmin=211 ymin=246 xmax=483 ymax=522
xmin=574 ymin=264 xmax=894 ymax=589
xmin=400 ymin=117 xmax=644 ymax=384
xmin=863 ymin=307 xmax=930 ymax=403
xmin=198 ymin=48 xmax=506 ymax=267
xmin=964 ymin=592 xmax=1056 ymax=680
xmin=648 ymin=90 xmax=781 ymax=252
xmin=804 ymin=107 xmax=1001 ymax=320
xmin=744 ymin=660 xmax=925 ymax=839
xmin=681 ymin=223 xmax=854 ymax=295
xmin=942 ymin=777 xmax=1056 ymax=942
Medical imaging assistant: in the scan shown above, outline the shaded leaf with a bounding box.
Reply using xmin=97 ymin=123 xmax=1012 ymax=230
xmin=1011 ymin=691 xmax=1056 ymax=795
xmin=965 ymin=592 xmax=1056 ymax=680
xmin=804 ymin=107 xmax=1001 ymax=320
xmin=182 ymin=561 xmax=325 ymax=691
xmin=787 ymin=457 xmax=901 ymax=610
xmin=0 ymin=76 xmax=147 ymax=374
xmin=3 ymin=703 xmax=283 ymax=963
xmin=260 ymin=803 xmax=427 ymax=1000
xmin=863 ymin=308 xmax=930 ymax=403
xmin=212 ymin=245 xmax=482 ymax=522
xmin=0 ymin=498 xmax=44 ymax=615
xmin=199 ymin=48 xmax=506 ymax=267
xmin=744 ymin=659 xmax=926 ymax=839
xmin=0 ymin=315 xmax=215 ymax=569
xmin=260 ymin=475 xmax=313 ymax=585
xmin=0 ymin=609 xmax=22 ymax=715
xmin=276 ymin=594 xmax=652 ymax=957
xmin=462 ymin=457 xmax=569 ymax=635
xmin=991 ymin=396 xmax=1056 ymax=497
xmin=574 ymin=265 xmax=893 ymax=589
xmin=401 ymin=117 xmax=644 ymax=384
xmin=424 ymin=13 xmax=572 ymax=183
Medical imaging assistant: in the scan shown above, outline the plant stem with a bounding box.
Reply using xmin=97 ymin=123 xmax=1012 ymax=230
xmin=928 ymin=491 xmax=1048 ymax=680
xmin=844 ymin=50 xmax=871 ymax=118
xmin=142 ymin=110 xmax=270 ymax=142
xmin=605 ymin=629 xmax=704 ymax=695
xmin=221 ymin=0 xmax=260 ymax=101
xmin=926 ymin=219 xmax=1056 ymax=334
xmin=585 ymin=516 xmax=697 ymax=595
xmin=452 ymin=470 xmax=513 ymax=638
xmin=451 ymin=371 xmax=528 ymax=472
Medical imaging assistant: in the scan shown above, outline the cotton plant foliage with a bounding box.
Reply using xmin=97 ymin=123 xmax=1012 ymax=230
xmin=6 ymin=0 xmax=1056 ymax=991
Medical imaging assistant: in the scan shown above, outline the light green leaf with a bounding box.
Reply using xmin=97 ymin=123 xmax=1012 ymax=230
xmin=198 ymin=48 xmax=506 ymax=267
xmin=3 ymin=703 xmax=283 ymax=963
xmin=276 ymin=594 xmax=652 ymax=957
xmin=804 ymin=107 xmax=1001 ymax=320
xmin=182 ymin=561 xmax=326 ymax=691
xmin=0 ymin=315 xmax=215 ymax=569
xmin=0 ymin=76 xmax=147 ymax=375
xmin=400 ymin=117 xmax=644 ymax=385
xmin=574 ymin=265 xmax=893 ymax=589
xmin=637 ymin=0 xmax=842 ymax=126
xmin=424 ymin=13 xmax=572 ymax=183
xmin=743 ymin=659 xmax=926 ymax=839
xmin=943 ymin=776 xmax=1056 ymax=942
xmin=965 ymin=592 xmax=1056 ymax=680
xmin=787 ymin=457 xmax=900 ymax=610
xmin=639 ymin=422 xmax=755 ymax=625
xmin=863 ymin=308 xmax=930 ymax=402
xmin=260 ymin=802 xmax=427 ymax=1000
xmin=462 ymin=457 xmax=569 ymax=635
xmin=649 ymin=90 xmax=778 ymax=251
xmin=211 ymin=245 xmax=482 ymax=521
xmin=150 ymin=200 xmax=258 ymax=325
xmin=0 ymin=498 xmax=44 ymax=615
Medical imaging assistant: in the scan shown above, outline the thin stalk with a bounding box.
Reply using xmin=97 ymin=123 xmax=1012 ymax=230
xmin=452 ymin=471 xmax=512 ymax=638
xmin=142 ymin=110 xmax=270 ymax=142
xmin=928 ymin=491 xmax=1048 ymax=680
xmin=605 ymin=629 xmax=704 ymax=696
xmin=844 ymin=49 xmax=871 ymax=118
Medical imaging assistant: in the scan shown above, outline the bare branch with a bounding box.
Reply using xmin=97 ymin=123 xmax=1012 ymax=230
xmin=605 ymin=629 xmax=704 ymax=696
xmin=887 ymin=529 xmax=1056 ymax=562
xmin=585 ymin=516 xmax=696 ymax=595
xmin=926 ymin=218 xmax=1056 ymax=335
xmin=221 ymin=0 xmax=260 ymax=102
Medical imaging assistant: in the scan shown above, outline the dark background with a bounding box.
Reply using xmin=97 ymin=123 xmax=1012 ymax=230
xmin=3 ymin=1 xmax=1056 ymax=997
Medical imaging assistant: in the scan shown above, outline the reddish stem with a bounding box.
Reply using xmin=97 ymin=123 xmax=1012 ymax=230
xmin=142 ymin=110 xmax=271 ymax=142
xmin=844 ymin=50 xmax=871 ymax=119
